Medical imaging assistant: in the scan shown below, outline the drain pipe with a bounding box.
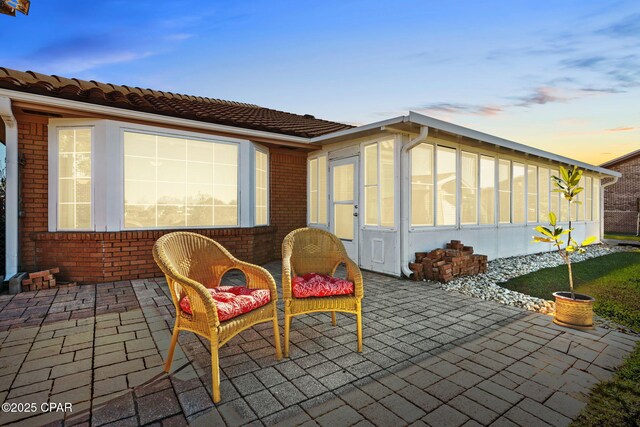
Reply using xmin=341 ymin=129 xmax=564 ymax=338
xmin=400 ymin=125 xmax=429 ymax=278
xmin=0 ymin=96 xmax=18 ymax=280
xmin=600 ymin=176 xmax=619 ymax=241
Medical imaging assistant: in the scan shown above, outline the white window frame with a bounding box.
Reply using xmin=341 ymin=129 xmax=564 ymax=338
xmin=49 ymin=118 xmax=266 ymax=232
xmin=253 ymin=144 xmax=270 ymax=226
xmin=362 ymin=138 xmax=396 ymax=229
xmin=307 ymin=152 xmax=328 ymax=227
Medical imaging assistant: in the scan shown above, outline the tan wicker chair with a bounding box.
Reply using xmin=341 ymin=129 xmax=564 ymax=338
xmin=282 ymin=228 xmax=364 ymax=357
xmin=152 ymin=232 xmax=282 ymax=403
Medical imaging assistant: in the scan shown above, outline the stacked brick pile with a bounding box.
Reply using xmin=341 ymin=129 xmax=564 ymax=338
xmin=21 ymin=267 xmax=60 ymax=291
xmin=409 ymin=240 xmax=488 ymax=282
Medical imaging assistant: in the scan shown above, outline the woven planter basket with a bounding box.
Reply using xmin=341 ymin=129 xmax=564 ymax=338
xmin=553 ymin=291 xmax=595 ymax=330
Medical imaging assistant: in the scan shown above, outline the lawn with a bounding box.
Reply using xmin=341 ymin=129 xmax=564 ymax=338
xmin=501 ymin=250 xmax=640 ymax=331
xmin=501 ymin=250 xmax=640 ymax=427
xmin=604 ymin=233 xmax=640 ymax=242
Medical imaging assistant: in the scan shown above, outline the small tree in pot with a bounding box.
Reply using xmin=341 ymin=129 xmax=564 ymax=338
xmin=532 ymin=166 xmax=597 ymax=330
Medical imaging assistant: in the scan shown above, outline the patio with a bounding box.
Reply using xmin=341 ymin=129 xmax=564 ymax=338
xmin=0 ymin=262 xmax=637 ymax=427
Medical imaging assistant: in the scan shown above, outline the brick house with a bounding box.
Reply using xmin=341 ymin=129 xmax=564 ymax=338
xmin=0 ymin=67 xmax=621 ymax=283
xmin=601 ymin=149 xmax=640 ymax=235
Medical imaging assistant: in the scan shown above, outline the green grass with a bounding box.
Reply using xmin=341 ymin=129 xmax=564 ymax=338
xmin=570 ymin=344 xmax=640 ymax=427
xmin=604 ymin=233 xmax=640 ymax=242
xmin=501 ymin=250 xmax=640 ymax=426
xmin=501 ymin=250 xmax=640 ymax=331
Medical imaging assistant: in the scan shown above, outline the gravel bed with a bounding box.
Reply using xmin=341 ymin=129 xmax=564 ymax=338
xmin=435 ymin=244 xmax=636 ymax=333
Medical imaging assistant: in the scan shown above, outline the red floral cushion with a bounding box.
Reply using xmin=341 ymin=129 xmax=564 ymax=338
xmin=292 ymin=273 xmax=354 ymax=298
xmin=179 ymin=286 xmax=271 ymax=321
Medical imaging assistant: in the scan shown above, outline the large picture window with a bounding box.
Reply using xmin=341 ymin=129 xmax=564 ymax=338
xmin=123 ymin=131 xmax=238 ymax=228
xmin=255 ymin=150 xmax=268 ymax=225
xmin=364 ymin=140 xmax=395 ymax=227
xmin=58 ymin=128 xmax=92 ymax=230
xmin=308 ymin=155 xmax=327 ymax=225
xmin=436 ymin=146 xmax=457 ymax=226
xmin=480 ymin=155 xmax=495 ymax=224
xmin=411 ymin=144 xmax=434 ymax=226
xmin=461 ymin=151 xmax=478 ymax=225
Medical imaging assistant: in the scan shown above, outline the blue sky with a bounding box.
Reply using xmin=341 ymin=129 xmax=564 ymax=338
xmin=2 ymin=0 xmax=639 ymax=164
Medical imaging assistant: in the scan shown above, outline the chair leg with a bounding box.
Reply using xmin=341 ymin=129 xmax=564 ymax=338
xmin=164 ymin=326 xmax=180 ymax=372
xmin=331 ymin=311 xmax=337 ymax=326
xmin=211 ymin=343 xmax=221 ymax=403
xmin=272 ymin=305 xmax=283 ymax=360
xmin=356 ymin=306 xmax=363 ymax=353
xmin=284 ymin=313 xmax=291 ymax=358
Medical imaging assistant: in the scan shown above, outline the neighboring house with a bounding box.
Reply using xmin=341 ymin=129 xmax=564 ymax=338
xmin=0 ymin=68 xmax=620 ymax=282
xmin=601 ymin=149 xmax=640 ymax=235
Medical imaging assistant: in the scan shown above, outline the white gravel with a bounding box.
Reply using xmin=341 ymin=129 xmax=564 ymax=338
xmin=436 ymin=244 xmax=636 ymax=332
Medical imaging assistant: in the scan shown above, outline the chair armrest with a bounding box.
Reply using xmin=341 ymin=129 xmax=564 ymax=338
xmin=281 ymin=254 xmax=293 ymax=300
xmin=169 ymin=276 xmax=221 ymax=328
xmin=344 ymin=257 xmax=364 ymax=299
xmin=234 ymin=260 xmax=279 ymax=302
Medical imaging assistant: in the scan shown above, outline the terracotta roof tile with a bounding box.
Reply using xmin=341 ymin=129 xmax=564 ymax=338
xmin=0 ymin=67 xmax=352 ymax=138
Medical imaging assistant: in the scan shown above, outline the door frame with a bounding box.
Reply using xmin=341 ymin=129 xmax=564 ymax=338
xmin=329 ymin=156 xmax=360 ymax=263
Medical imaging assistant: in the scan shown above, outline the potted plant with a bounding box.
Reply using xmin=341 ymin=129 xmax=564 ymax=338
xmin=532 ymin=166 xmax=597 ymax=330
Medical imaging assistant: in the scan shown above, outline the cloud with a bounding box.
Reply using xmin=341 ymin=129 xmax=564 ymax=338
xmin=606 ymin=126 xmax=637 ymax=132
xmin=412 ymin=102 xmax=503 ymax=116
xmin=597 ymin=13 xmax=640 ymax=39
xmin=514 ymin=87 xmax=572 ymax=107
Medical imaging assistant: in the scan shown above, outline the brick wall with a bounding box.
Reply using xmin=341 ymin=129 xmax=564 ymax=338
xmin=16 ymin=118 xmax=308 ymax=283
xmin=603 ymin=154 xmax=640 ymax=234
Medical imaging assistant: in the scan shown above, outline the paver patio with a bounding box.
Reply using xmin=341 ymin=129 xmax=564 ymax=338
xmin=0 ymin=261 xmax=637 ymax=426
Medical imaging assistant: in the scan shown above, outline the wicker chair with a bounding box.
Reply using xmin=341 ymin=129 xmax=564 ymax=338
xmin=282 ymin=228 xmax=364 ymax=357
xmin=152 ymin=232 xmax=282 ymax=403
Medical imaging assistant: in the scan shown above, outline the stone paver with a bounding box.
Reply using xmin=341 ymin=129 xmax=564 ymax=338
xmin=0 ymin=261 xmax=637 ymax=426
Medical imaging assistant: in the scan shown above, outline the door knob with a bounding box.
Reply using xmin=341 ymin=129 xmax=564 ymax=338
xmin=353 ymin=212 xmax=358 ymax=217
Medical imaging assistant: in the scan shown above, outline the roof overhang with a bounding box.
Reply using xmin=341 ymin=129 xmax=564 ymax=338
xmin=311 ymin=111 xmax=621 ymax=177
xmin=600 ymin=148 xmax=640 ymax=168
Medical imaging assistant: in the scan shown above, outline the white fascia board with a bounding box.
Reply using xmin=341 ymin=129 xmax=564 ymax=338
xmin=0 ymin=88 xmax=311 ymax=145
xmin=408 ymin=112 xmax=621 ymax=177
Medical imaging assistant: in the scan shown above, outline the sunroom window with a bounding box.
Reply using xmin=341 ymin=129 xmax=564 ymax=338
xmin=58 ymin=128 xmax=92 ymax=230
xmin=410 ymin=143 xmax=434 ymax=226
xmin=364 ymin=140 xmax=395 ymax=227
xmin=308 ymin=155 xmax=327 ymax=225
xmin=255 ymin=149 xmax=268 ymax=225
xmin=436 ymin=146 xmax=457 ymax=226
xmin=512 ymin=162 xmax=526 ymax=224
xmin=123 ymin=131 xmax=238 ymax=228
xmin=498 ymin=159 xmax=511 ymax=224
xmin=461 ymin=152 xmax=478 ymax=225
xmin=479 ymin=155 xmax=495 ymax=224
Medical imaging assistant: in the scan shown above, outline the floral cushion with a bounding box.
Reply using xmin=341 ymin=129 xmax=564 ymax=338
xmin=179 ymin=286 xmax=271 ymax=322
xmin=292 ymin=273 xmax=354 ymax=298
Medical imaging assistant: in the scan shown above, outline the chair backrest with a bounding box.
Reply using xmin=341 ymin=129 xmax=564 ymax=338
xmin=153 ymin=232 xmax=235 ymax=289
xmin=283 ymin=228 xmax=347 ymax=276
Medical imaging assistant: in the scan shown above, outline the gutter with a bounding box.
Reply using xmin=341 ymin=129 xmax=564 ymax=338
xmin=0 ymin=96 xmax=18 ymax=280
xmin=400 ymin=125 xmax=429 ymax=278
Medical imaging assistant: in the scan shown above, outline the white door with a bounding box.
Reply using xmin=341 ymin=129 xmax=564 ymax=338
xmin=330 ymin=157 xmax=359 ymax=262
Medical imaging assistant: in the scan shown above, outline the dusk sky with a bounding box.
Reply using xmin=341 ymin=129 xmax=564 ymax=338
xmin=2 ymin=0 xmax=639 ymax=165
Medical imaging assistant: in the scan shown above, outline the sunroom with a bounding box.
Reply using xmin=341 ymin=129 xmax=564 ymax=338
xmin=305 ymin=112 xmax=621 ymax=277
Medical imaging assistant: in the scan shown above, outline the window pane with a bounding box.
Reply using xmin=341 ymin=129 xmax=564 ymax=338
xmin=527 ymin=165 xmax=537 ymax=223
xmin=364 ymin=144 xmax=378 ymax=186
xmin=333 ymin=164 xmax=354 ymax=202
xmin=499 ymin=159 xmax=511 ymax=223
xmin=480 ymin=156 xmax=495 ymax=224
xmin=538 ymin=168 xmax=549 ymax=223
xmin=123 ymin=131 xmax=238 ymax=228
xmin=593 ymin=179 xmax=600 ymax=220
xmin=461 ymin=152 xmax=478 ymax=225
xmin=309 ymin=158 xmax=318 ymax=223
xmin=411 ymin=144 xmax=434 ymax=226
xmin=365 ymin=186 xmax=378 ymax=226
xmin=380 ymin=140 xmax=394 ymax=227
xmin=513 ymin=162 xmax=525 ymax=223
xmin=586 ymin=176 xmax=593 ymax=221
xmin=58 ymin=128 xmax=92 ymax=230
xmin=334 ymin=205 xmax=354 ymax=240
xmin=318 ymin=156 xmax=327 ymax=224
xmin=255 ymin=150 xmax=268 ymax=225
xmin=437 ymin=146 xmax=457 ymax=226
xmin=550 ymin=169 xmax=560 ymax=220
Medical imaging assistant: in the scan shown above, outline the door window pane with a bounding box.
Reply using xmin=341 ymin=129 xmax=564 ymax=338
xmin=513 ymin=162 xmax=525 ymax=223
xmin=527 ymin=165 xmax=538 ymax=223
xmin=499 ymin=159 xmax=511 ymax=223
xmin=333 ymin=164 xmax=354 ymax=202
xmin=334 ymin=205 xmax=354 ymax=240
xmin=123 ymin=132 xmax=238 ymax=228
xmin=461 ymin=152 xmax=478 ymax=225
xmin=58 ymin=128 xmax=92 ymax=230
xmin=480 ymin=156 xmax=495 ymax=224
xmin=436 ymin=146 xmax=457 ymax=226
xmin=411 ymin=144 xmax=434 ymax=226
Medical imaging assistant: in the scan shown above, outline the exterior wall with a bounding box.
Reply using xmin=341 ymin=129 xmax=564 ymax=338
xmin=603 ymin=154 xmax=640 ymax=234
xmin=17 ymin=117 xmax=307 ymax=283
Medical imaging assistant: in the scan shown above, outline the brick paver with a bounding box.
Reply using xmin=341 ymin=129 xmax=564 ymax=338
xmin=0 ymin=261 xmax=638 ymax=426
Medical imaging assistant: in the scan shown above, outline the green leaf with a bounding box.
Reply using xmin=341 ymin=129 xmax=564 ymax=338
xmin=573 ymin=187 xmax=584 ymax=195
xmin=549 ymin=212 xmax=557 ymax=226
xmin=535 ymin=226 xmax=554 ymax=237
xmin=566 ymin=246 xmax=575 ymax=253
xmin=582 ymin=236 xmax=596 ymax=246
xmin=560 ymin=166 xmax=569 ymax=182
